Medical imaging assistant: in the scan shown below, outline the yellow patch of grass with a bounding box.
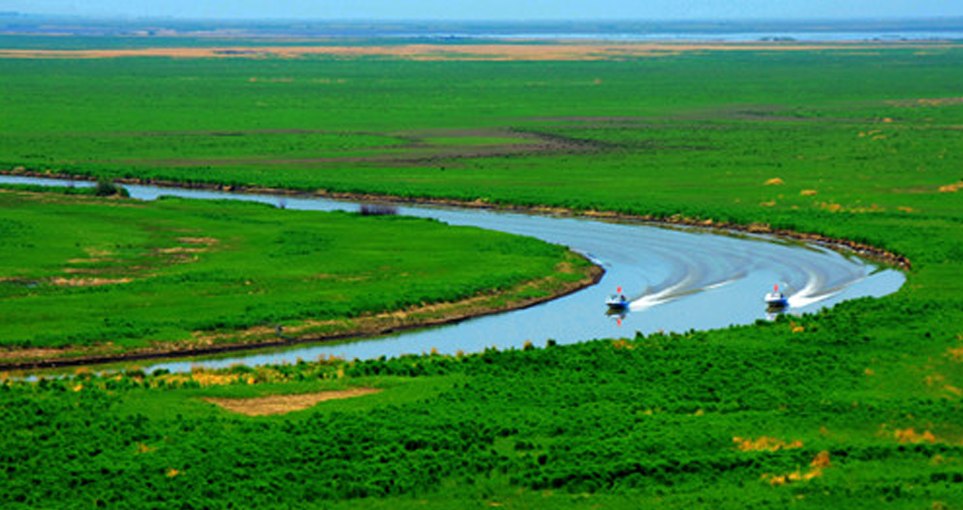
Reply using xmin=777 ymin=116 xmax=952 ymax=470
xmin=810 ymin=450 xmax=832 ymax=468
xmin=938 ymin=181 xmax=963 ymax=193
xmin=135 ymin=443 xmax=157 ymax=455
xmin=800 ymin=189 xmax=818 ymax=196
xmin=763 ymin=451 xmax=830 ymax=486
xmin=818 ymin=202 xmax=886 ymax=214
xmin=611 ymin=339 xmax=634 ymax=350
xmin=152 ymin=367 xmax=253 ymax=388
xmin=764 ymin=178 xmax=785 ymax=186
xmin=733 ymin=436 xmax=803 ymax=452
xmin=895 ymin=428 xmax=937 ymax=444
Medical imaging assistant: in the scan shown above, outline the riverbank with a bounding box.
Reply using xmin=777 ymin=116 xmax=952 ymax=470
xmin=0 ymin=254 xmax=601 ymax=371
xmin=2 ymin=169 xmax=913 ymax=272
xmin=0 ymin=185 xmax=600 ymax=371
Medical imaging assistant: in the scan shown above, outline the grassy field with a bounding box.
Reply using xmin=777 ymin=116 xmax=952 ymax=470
xmin=0 ymin=185 xmax=592 ymax=364
xmin=1 ymin=39 xmax=962 ymax=508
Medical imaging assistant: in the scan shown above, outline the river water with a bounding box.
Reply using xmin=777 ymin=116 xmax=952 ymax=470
xmin=0 ymin=176 xmax=905 ymax=371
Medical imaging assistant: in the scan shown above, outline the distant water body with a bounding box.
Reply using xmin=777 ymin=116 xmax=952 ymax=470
xmin=3 ymin=16 xmax=962 ymax=42
xmin=447 ymin=31 xmax=963 ymax=42
xmin=347 ymin=20 xmax=963 ymax=42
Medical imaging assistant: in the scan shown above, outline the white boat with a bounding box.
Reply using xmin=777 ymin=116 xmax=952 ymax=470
xmin=606 ymin=287 xmax=629 ymax=310
xmin=765 ymin=284 xmax=789 ymax=308
xmin=606 ymin=295 xmax=629 ymax=310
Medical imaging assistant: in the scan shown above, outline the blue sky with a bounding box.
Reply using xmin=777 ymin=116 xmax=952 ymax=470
xmin=8 ymin=0 xmax=963 ymax=20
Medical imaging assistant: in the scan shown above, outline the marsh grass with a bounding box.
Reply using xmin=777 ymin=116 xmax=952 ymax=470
xmin=1 ymin=41 xmax=963 ymax=509
xmin=0 ymin=188 xmax=578 ymax=357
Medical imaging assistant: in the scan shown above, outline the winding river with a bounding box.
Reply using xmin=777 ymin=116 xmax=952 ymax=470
xmin=0 ymin=176 xmax=905 ymax=372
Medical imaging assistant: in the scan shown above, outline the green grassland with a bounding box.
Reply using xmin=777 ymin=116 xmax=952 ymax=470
xmin=1 ymin=42 xmax=963 ymax=508
xmin=0 ymin=186 xmax=587 ymax=361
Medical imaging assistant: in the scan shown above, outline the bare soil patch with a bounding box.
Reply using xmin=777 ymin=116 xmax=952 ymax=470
xmin=204 ymin=388 xmax=382 ymax=416
xmin=177 ymin=237 xmax=218 ymax=245
xmin=49 ymin=277 xmax=132 ymax=287
xmin=888 ymin=97 xmax=963 ymax=108
xmin=0 ymin=347 xmax=67 ymax=361
xmin=98 ymin=127 xmax=595 ymax=168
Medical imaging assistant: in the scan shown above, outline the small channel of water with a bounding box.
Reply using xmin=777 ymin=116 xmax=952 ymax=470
xmin=0 ymin=176 xmax=905 ymax=372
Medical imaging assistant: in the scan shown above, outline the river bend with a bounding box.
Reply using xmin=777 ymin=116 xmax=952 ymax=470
xmin=0 ymin=176 xmax=905 ymax=372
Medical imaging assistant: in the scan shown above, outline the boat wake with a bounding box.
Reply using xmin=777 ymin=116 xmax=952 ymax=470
xmin=785 ymin=270 xmax=861 ymax=309
xmin=629 ymin=271 xmax=746 ymax=312
xmin=0 ymin=174 xmax=904 ymax=372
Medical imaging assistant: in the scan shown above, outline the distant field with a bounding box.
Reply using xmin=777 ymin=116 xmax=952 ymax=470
xmin=1 ymin=39 xmax=962 ymax=509
xmin=2 ymin=40 xmax=957 ymax=60
xmin=1 ymin=44 xmax=960 ymax=265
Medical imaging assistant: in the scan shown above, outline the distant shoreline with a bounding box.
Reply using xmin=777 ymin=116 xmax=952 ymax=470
xmin=2 ymin=16 xmax=963 ymax=42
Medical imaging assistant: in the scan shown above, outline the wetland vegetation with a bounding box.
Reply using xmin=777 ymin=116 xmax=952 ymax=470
xmin=0 ymin=185 xmax=594 ymax=366
xmin=1 ymin=37 xmax=962 ymax=508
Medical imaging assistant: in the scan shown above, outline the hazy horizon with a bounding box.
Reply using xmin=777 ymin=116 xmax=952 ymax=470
xmin=5 ymin=0 xmax=963 ymax=22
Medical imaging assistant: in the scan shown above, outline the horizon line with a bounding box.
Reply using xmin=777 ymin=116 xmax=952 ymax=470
xmin=4 ymin=13 xmax=963 ymax=24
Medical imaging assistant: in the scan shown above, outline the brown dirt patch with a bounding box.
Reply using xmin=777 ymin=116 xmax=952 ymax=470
xmin=888 ymin=97 xmax=963 ymax=108
xmin=99 ymin=127 xmax=593 ymax=168
xmin=204 ymin=388 xmax=382 ymax=416
xmin=66 ymin=257 xmax=119 ymax=264
xmin=177 ymin=237 xmax=218 ymax=245
xmin=0 ymin=347 xmax=67 ymax=361
xmin=156 ymin=246 xmax=206 ymax=254
xmin=49 ymin=277 xmax=132 ymax=287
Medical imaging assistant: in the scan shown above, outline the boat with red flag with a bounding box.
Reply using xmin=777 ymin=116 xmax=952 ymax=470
xmin=765 ymin=284 xmax=789 ymax=309
xmin=606 ymin=286 xmax=630 ymax=310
